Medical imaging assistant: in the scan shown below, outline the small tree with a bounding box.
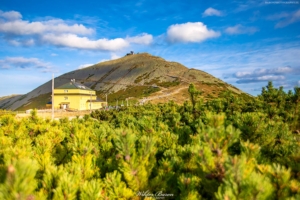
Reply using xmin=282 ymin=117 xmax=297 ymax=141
xmin=188 ymin=84 xmax=202 ymax=111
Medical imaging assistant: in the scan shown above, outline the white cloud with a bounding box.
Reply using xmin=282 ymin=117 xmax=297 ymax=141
xmin=0 ymin=10 xmax=22 ymax=20
xmin=266 ymin=9 xmax=300 ymax=28
xmin=275 ymin=9 xmax=300 ymax=28
xmin=166 ymin=22 xmax=220 ymax=43
xmin=0 ymin=18 xmax=94 ymax=35
xmin=257 ymin=75 xmax=285 ymax=81
xmin=0 ymin=57 xmax=53 ymax=71
xmin=225 ymin=24 xmax=259 ymax=35
xmin=6 ymin=38 xmax=35 ymax=46
xmin=266 ymin=12 xmax=290 ymax=20
xmin=110 ymin=53 xmax=121 ymax=60
xmin=24 ymin=39 xmax=35 ymax=46
xmin=236 ymin=75 xmax=285 ymax=84
xmin=166 ymin=41 xmax=300 ymax=94
xmin=298 ymin=80 xmax=300 ymax=85
xmin=51 ymin=53 xmax=58 ymax=56
xmin=78 ymin=53 xmax=121 ymax=69
xmin=78 ymin=63 xmax=93 ymax=69
xmin=235 ymin=66 xmax=294 ymax=78
xmin=99 ymin=59 xmax=109 ymax=63
xmin=41 ymin=33 xmax=129 ymax=51
xmin=0 ymin=10 xmax=153 ymax=51
xmin=126 ymin=33 xmax=153 ymax=45
xmin=98 ymin=53 xmax=121 ymax=63
xmin=234 ymin=66 xmax=299 ymax=84
xmin=7 ymin=40 xmax=20 ymax=46
xmin=202 ymin=7 xmax=223 ymax=17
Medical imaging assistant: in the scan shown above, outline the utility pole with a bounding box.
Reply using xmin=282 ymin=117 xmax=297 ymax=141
xmin=52 ymin=74 xmax=54 ymax=120
xmin=90 ymin=92 xmax=92 ymax=113
xmin=106 ymin=94 xmax=107 ymax=106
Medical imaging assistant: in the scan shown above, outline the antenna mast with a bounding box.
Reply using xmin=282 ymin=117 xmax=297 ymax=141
xmin=52 ymin=74 xmax=54 ymax=120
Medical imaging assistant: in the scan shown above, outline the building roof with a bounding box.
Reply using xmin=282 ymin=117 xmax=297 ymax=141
xmin=56 ymin=81 xmax=93 ymax=91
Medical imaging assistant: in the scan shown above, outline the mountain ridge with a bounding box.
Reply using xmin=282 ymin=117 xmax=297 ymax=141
xmin=0 ymin=53 xmax=245 ymax=110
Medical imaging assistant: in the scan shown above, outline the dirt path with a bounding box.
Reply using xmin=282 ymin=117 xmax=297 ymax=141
xmin=140 ymin=86 xmax=189 ymax=103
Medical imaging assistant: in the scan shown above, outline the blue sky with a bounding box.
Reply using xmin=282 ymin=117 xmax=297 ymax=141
xmin=0 ymin=0 xmax=299 ymax=96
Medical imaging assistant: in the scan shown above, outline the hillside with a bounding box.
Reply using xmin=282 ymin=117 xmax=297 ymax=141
xmin=0 ymin=53 xmax=245 ymax=110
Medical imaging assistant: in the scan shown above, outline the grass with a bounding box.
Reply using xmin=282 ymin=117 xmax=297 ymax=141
xmin=158 ymin=81 xmax=180 ymax=88
xmin=146 ymin=77 xmax=180 ymax=88
xmin=16 ymin=93 xmax=51 ymax=111
xmin=17 ymin=95 xmax=27 ymax=101
xmin=0 ymin=100 xmax=11 ymax=109
xmin=134 ymin=71 xmax=153 ymax=83
xmin=189 ymin=74 xmax=196 ymax=79
xmin=0 ymin=109 xmax=17 ymax=116
xmin=106 ymin=85 xmax=160 ymax=102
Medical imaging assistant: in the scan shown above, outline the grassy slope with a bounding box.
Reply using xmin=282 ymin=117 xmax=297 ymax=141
xmin=15 ymin=93 xmax=51 ymax=111
xmin=1 ymin=53 xmax=248 ymax=110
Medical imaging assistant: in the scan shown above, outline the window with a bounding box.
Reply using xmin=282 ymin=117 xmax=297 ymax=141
xmin=64 ymin=97 xmax=68 ymax=100
xmin=64 ymin=90 xmax=68 ymax=93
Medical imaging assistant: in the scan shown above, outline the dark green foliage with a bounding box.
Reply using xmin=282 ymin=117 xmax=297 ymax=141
xmin=0 ymin=81 xmax=299 ymax=199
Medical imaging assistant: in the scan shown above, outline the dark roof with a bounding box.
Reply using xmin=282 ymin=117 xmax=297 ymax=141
xmin=56 ymin=82 xmax=93 ymax=91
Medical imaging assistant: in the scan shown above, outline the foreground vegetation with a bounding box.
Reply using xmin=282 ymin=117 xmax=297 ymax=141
xmin=0 ymin=82 xmax=299 ymax=199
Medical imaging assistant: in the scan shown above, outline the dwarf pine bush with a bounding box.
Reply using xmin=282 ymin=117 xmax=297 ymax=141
xmin=0 ymin=82 xmax=299 ymax=199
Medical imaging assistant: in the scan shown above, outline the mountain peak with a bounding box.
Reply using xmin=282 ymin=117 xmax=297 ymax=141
xmin=0 ymin=53 xmax=245 ymax=110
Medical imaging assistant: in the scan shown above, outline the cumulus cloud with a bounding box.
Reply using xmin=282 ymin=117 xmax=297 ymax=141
xmin=166 ymin=22 xmax=220 ymax=43
xmin=202 ymin=8 xmax=223 ymax=17
xmin=41 ymin=33 xmax=129 ymax=51
xmin=225 ymin=24 xmax=259 ymax=35
xmin=234 ymin=66 xmax=298 ymax=84
xmin=126 ymin=33 xmax=153 ymax=45
xmin=0 ymin=10 xmax=153 ymax=51
xmin=0 ymin=10 xmax=22 ymax=20
xmin=0 ymin=14 xmax=93 ymax=35
xmin=0 ymin=57 xmax=53 ymax=71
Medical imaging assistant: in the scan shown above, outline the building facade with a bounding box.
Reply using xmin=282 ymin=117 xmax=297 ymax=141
xmin=53 ymin=80 xmax=106 ymax=110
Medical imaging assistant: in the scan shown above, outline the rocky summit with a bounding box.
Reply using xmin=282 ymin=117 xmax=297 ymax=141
xmin=0 ymin=53 xmax=245 ymax=110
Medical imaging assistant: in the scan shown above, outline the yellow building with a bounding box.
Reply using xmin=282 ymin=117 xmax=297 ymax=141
xmin=53 ymin=80 xmax=107 ymax=110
